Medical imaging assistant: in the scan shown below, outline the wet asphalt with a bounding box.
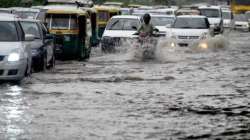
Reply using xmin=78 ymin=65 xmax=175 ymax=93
xmin=0 ymin=30 xmax=250 ymax=140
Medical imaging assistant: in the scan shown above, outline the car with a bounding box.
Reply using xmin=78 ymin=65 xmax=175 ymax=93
xmin=199 ymin=6 xmax=224 ymax=34
xmin=0 ymin=14 xmax=33 ymax=82
xmin=222 ymin=10 xmax=233 ymax=28
xmin=234 ymin=14 xmax=250 ymax=32
xmin=149 ymin=8 xmax=177 ymax=16
xmin=120 ymin=8 xmax=133 ymax=15
xmin=19 ymin=19 xmax=55 ymax=72
xmin=101 ymin=15 xmax=142 ymax=52
xmin=176 ymin=8 xmax=201 ymax=16
xmin=165 ymin=15 xmax=211 ymax=47
xmin=0 ymin=8 xmax=13 ymax=14
xmin=150 ymin=14 xmax=175 ymax=36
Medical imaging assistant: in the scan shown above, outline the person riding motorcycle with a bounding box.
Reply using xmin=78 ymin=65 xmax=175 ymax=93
xmin=138 ymin=13 xmax=154 ymax=37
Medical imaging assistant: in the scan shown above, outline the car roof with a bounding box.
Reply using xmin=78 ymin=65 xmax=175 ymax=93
xmin=199 ymin=5 xmax=221 ymax=10
xmin=150 ymin=14 xmax=175 ymax=18
xmin=19 ymin=18 xmax=40 ymax=22
xmin=177 ymin=15 xmax=206 ymax=18
xmin=0 ymin=13 xmax=19 ymax=21
xmin=12 ymin=7 xmax=40 ymax=12
xmin=111 ymin=15 xmax=141 ymax=19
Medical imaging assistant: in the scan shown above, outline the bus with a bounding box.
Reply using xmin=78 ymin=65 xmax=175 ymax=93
xmin=231 ymin=0 xmax=250 ymax=14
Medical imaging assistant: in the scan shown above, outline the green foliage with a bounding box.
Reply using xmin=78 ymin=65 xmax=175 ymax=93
xmin=0 ymin=0 xmax=20 ymax=8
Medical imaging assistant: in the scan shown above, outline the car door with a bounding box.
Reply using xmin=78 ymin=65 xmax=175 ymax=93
xmin=40 ymin=22 xmax=54 ymax=64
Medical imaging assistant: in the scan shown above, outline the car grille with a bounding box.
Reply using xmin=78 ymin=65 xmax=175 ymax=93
xmin=0 ymin=56 xmax=4 ymax=61
xmin=178 ymin=36 xmax=199 ymax=40
xmin=178 ymin=43 xmax=189 ymax=47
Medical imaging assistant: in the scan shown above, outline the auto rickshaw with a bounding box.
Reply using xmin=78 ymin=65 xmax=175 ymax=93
xmin=81 ymin=7 xmax=99 ymax=47
xmin=94 ymin=5 xmax=121 ymax=38
xmin=45 ymin=7 xmax=91 ymax=60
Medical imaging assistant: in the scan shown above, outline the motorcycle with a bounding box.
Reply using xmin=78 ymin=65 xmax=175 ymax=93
xmin=133 ymin=30 xmax=159 ymax=60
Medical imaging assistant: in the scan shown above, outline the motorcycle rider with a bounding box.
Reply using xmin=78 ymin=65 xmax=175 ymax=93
xmin=138 ymin=13 xmax=154 ymax=37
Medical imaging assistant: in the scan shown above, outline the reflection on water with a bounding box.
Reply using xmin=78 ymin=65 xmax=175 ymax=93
xmin=0 ymin=85 xmax=28 ymax=139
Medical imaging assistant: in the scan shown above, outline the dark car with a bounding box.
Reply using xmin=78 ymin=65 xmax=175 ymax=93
xmin=20 ymin=19 xmax=55 ymax=72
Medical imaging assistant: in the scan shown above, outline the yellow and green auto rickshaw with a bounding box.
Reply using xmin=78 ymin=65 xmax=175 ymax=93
xmin=45 ymin=7 xmax=91 ymax=60
xmin=94 ymin=5 xmax=121 ymax=38
xmin=81 ymin=7 xmax=99 ymax=47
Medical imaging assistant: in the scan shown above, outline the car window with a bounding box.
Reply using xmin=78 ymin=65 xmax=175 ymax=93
xmin=200 ymin=9 xmax=220 ymax=18
xmin=174 ymin=17 xmax=209 ymax=29
xmin=106 ymin=18 xmax=140 ymax=30
xmin=20 ymin=21 xmax=41 ymax=39
xmin=151 ymin=17 xmax=175 ymax=26
xmin=222 ymin=12 xmax=231 ymax=19
xmin=0 ymin=21 xmax=19 ymax=41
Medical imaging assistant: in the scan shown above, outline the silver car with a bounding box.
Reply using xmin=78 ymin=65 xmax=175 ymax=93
xmin=0 ymin=14 xmax=33 ymax=82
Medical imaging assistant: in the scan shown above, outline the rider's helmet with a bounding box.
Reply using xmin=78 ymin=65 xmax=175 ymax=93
xmin=143 ymin=13 xmax=151 ymax=25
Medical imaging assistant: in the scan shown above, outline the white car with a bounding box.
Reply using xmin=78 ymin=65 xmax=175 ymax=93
xmin=101 ymin=15 xmax=142 ymax=52
xmin=222 ymin=10 xmax=233 ymax=28
xmin=234 ymin=14 xmax=250 ymax=32
xmin=150 ymin=15 xmax=175 ymax=36
xmin=149 ymin=8 xmax=177 ymax=16
xmin=199 ymin=6 xmax=224 ymax=34
xmin=0 ymin=14 xmax=33 ymax=82
xmin=166 ymin=15 xmax=211 ymax=47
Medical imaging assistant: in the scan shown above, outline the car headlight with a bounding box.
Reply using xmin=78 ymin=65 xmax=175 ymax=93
xmin=8 ymin=53 xmax=20 ymax=62
xmin=198 ymin=42 xmax=208 ymax=49
xmin=170 ymin=42 xmax=176 ymax=47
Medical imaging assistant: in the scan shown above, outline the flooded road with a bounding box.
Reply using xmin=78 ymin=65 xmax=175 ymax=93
xmin=0 ymin=31 xmax=250 ymax=139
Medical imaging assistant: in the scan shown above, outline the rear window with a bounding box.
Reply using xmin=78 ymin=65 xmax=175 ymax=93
xmin=0 ymin=21 xmax=19 ymax=41
xmin=151 ymin=17 xmax=175 ymax=26
xmin=98 ymin=11 xmax=109 ymax=21
xmin=106 ymin=18 xmax=140 ymax=30
xmin=200 ymin=9 xmax=220 ymax=18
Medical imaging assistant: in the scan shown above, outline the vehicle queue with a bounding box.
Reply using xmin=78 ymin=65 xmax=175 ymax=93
xmin=0 ymin=0 xmax=250 ymax=82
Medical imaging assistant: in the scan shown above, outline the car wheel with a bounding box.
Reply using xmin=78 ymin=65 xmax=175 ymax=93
xmin=42 ymin=55 xmax=47 ymax=71
xmin=25 ymin=59 xmax=31 ymax=77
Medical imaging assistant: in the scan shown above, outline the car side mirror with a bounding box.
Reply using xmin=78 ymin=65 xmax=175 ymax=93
xmin=166 ymin=24 xmax=172 ymax=28
xmin=132 ymin=26 xmax=137 ymax=30
xmin=45 ymin=34 xmax=53 ymax=40
xmin=153 ymin=28 xmax=159 ymax=32
xmin=25 ymin=34 xmax=35 ymax=41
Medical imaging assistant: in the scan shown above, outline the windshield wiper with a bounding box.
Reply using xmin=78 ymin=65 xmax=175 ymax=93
xmin=109 ymin=20 xmax=120 ymax=30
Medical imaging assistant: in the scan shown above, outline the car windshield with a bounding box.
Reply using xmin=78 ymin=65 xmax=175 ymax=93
xmin=173 ymin=17 xmax=209 ymax=29
xmin=151 ymin=17 xmax=175 ymax=26
xmin=106 ymin=18 xmax=140 ymax=30
xmin=14 ymin=11 xmax=38 ymax=19
xmin=222 ymin=11 xmax=232 ymax=19
xmin=234 ymin=14 xmax=247 ymax=21
xmin=0 ymin=21 xmax=19 ymax=42
xmin=200 ymin=9 xmax=220 ymax=18
xmin=20 ymin=22 xmax=41 ymax=39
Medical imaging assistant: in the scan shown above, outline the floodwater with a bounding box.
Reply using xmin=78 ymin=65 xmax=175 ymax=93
xmin=0 ymin=30 xmax=250 ymax=140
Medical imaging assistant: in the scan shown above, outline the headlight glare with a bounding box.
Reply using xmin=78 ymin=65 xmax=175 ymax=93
xmin=8 ymin=53 xmax=20 ymax=62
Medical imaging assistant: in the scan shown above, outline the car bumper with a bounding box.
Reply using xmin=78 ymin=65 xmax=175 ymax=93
xmin=0 ymin=59 xmax=27 ymax=81
xmin=235 ymin=26 xmax=249 ymax=32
